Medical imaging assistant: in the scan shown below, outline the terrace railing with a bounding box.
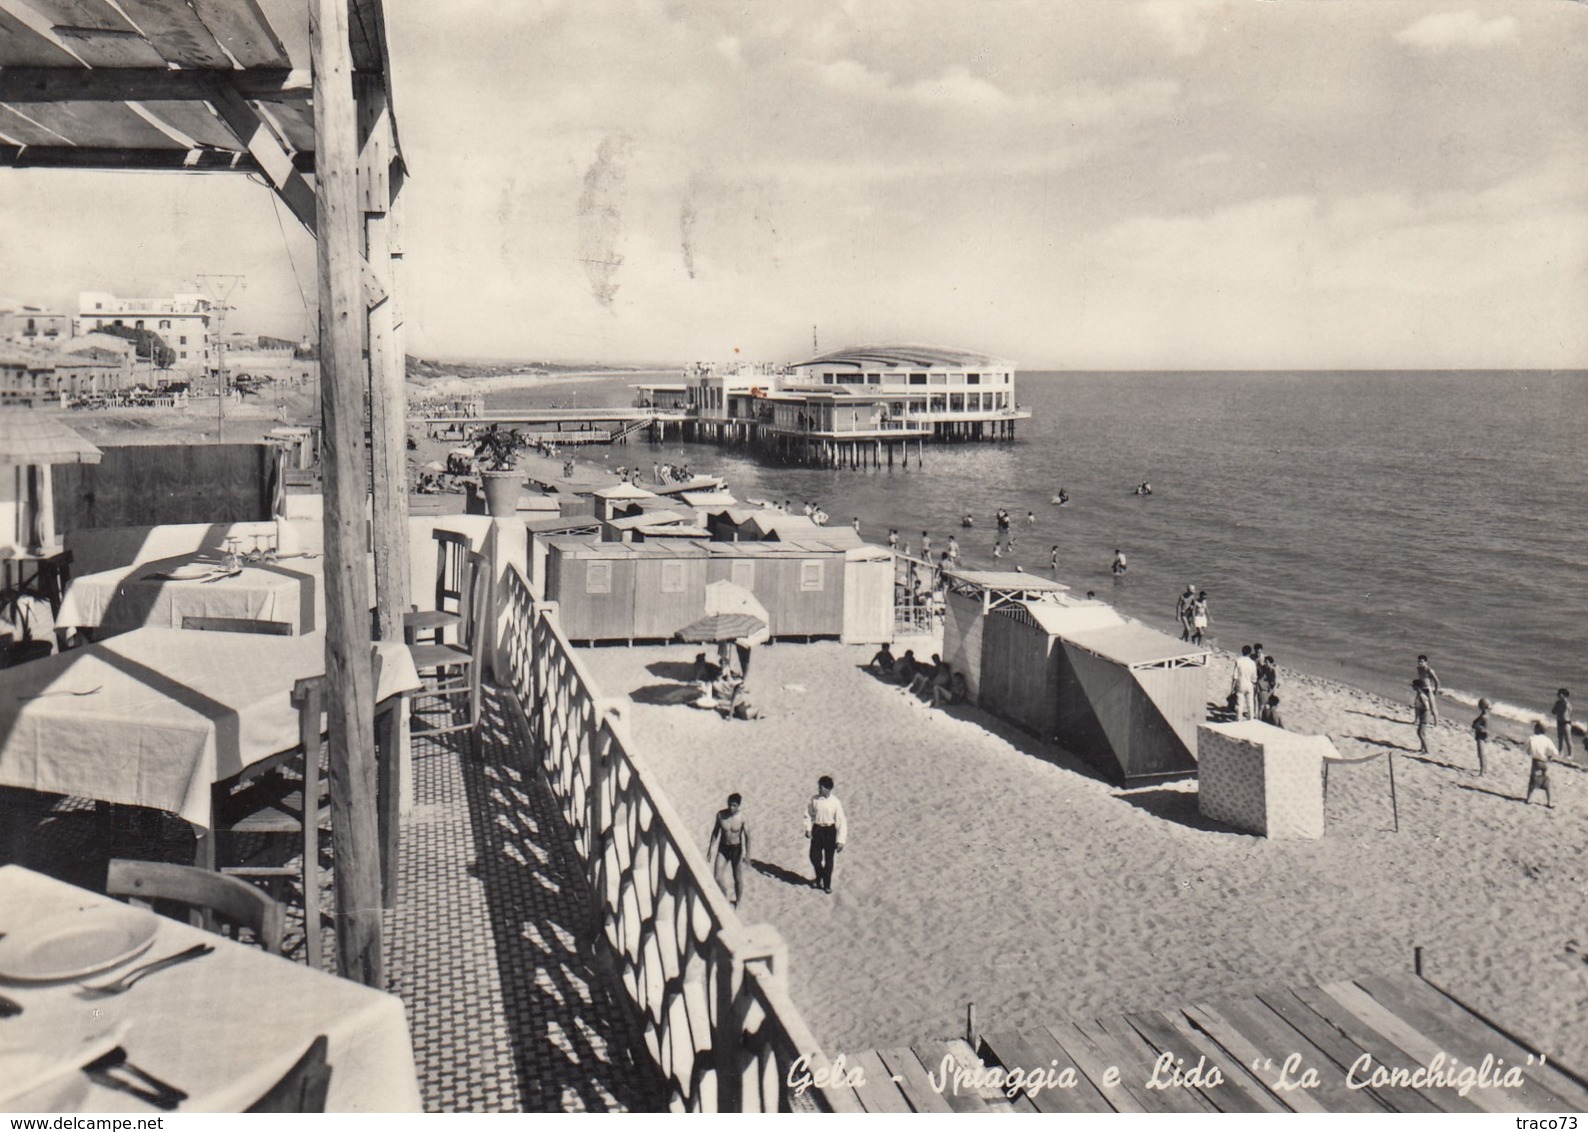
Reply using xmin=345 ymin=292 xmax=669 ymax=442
xmin=500 ymin=565 xmax=860 ymax=1113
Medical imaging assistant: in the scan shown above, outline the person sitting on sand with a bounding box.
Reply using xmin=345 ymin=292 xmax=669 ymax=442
xmin=929 ymin=662 xmax=957 ymax=707
xmin=1525 ymin=721 xmax=1559 ymax=808
xmin=1261 ymin=693 xmax=1285 ymax=729
xmin=692 ymin=650 xmax=720 ymax=695
xmin=1412 ymin=679 xmax=1436 ymax=754
xmin=909 ymin=654 xmax=941 ymax=697
xmin=867 ymin=643 xmax=895 ymax=678
xmin=1472 ymin=699 xmax=1491 ymax=777
xmin=893 ymin=649 xmax=919 ymax=687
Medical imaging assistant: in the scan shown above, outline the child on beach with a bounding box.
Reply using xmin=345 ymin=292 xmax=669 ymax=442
xmin=1472 ymin=699 xmax=1491 ymax=777
xmin=1553 ymin=689 xmax=1573 ymax=757
xmin=1412 ymin=679 xmax=1436 ymax=754
xmin=1524 ymin=721 xmax=1559 ymax=808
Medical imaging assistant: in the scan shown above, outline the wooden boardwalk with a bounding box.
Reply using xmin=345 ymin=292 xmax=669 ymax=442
xmin=838 ymin=974 xmax=1588 ymax=1114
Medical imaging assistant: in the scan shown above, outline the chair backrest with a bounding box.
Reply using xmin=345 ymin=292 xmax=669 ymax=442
xmin=181 ymin=616 xmax=294 ymax=635
xmin=106 ymin=859 xmax=286 ymax=954
xmin=246 ymin=1035 xmax=332 ymax=1113
xmin=433 ymin=529 xmax=471 ymax=618
xmin=460 ymin=551 xmax=491 ymax=655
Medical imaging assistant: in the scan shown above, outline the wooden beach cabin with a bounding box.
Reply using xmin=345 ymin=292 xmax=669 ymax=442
xmin=525 ymin=515 xmax=602 ymax=595
xmin=591 ymin=481 xmax=660 ymax=521
xmin=1054 ymin=623 xmax=1209 ymax=785
xmin=979 ymin=599 xmax=1124 ymax=740
xmin=840 ymin=545 xmax=895 ymax=644
xmin=543 ymin=537 xmax=638 ymax=641
xmin=703 ymin=540 xmax=846 ymax=639
xmin=941 ymin=570 xmax=1070 ymax=703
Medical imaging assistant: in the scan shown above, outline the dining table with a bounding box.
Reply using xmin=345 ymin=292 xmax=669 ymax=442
xmin=0 ymin=865 xmax=422 ymax=1112
xmin=55 ymin=553 xmax=322 ymax=637
xmin=0 ymin=627 xmax=420 ymax=833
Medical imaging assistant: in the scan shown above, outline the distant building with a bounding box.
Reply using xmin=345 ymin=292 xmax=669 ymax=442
xmin=784 ymin=345 xmax=1026 ymax=438
xmin=75 ymin=290 xmax=215 ymax=374
xmin=0 ymin=305 xmax=71 ymax=347
xmin=0 ymin=343 xmax=127 ymax=404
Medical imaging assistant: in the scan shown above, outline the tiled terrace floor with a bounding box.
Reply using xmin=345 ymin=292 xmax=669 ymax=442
xmin=390 ymin=689 xmax=665 ymax=1111
xmin=0 ymin=686 xmax=665 ymax=1113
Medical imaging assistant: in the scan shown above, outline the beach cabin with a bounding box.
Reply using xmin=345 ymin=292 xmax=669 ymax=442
xmin=979 ymin=599 xmax=1124 ymax=740
xmin=841 ymin=545 xmax=895 ymax=644
xmin=702 ymin=540 xmax=846 ymax=639
xmin=1197 ymin=721 xmax=1336 ymax=839
xmin=1054 ymin=623 xmax=1209 ymax=785
xmin=591 ymin=482 xmax=661 ymax=522
xmin=601 ymin=509 xmax=693 ymax=543
xmin=526 ymin=516 xmax=603 ymax=595
xmin=941 ymin=570 xmax=1070 ymax=703
xmin=543 ymin=538 xmax=638 ymax=641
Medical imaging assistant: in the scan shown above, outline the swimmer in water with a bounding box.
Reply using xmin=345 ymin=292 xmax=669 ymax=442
xmin=1111 ymin=548 xmax=1128 ymax=576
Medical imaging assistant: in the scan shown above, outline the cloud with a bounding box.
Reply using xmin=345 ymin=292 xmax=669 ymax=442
xmin=1394 ymin=11 xmax=1519 ymax=53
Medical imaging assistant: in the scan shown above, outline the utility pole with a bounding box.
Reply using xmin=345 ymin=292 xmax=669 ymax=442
xmin=812 ymin=324 xmax=818 ymax=354
xmin=196 ymin=273 xmax=244 ymax=440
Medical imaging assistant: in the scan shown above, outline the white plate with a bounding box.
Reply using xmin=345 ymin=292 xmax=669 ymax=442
xmin=0 ymin=905 xmax=158 ymax=981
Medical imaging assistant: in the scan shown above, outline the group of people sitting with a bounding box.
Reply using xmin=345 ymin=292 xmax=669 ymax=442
xmin=865 ymin=644 xmax=966 ymax=707
xmin=692 ymin=645 xmax=762 ymax=721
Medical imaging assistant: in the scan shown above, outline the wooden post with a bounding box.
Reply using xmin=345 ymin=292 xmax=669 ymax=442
xmin=312 ymin=0 xmax=383 ymax=987
xmin=360 ymin=77 xmax=409 ymax=646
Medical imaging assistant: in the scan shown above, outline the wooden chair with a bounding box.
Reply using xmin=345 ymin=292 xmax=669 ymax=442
xmin=180 ymin=616 xmax=294 ymax=635
xmin=106 ymin=858 xmax=286 ymax=954
xmin=209 ymin=677 xmax=329 ymax=968
xmin=247 ymin=1035 xmax=332 ymax=1113
xmin=402 ymin=528 xmax=471 ymax=646
xmin=407 ymin=550 xmax=488 ymax=758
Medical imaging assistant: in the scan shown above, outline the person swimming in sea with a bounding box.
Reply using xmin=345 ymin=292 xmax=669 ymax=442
xmin=961 ymin=512 xmax=974 ymax=528
xmin=1133 ymin=482 xmax=1153 ymax=496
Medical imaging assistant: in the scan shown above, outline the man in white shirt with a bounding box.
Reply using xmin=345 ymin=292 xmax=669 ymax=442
xmin=803 ymin=775 xmax=847 ymax=894
xmin=1233 ymin=645 xmax=1259 ymax=721
xmin=1525 ymin=722 xmax=1558 ymax=808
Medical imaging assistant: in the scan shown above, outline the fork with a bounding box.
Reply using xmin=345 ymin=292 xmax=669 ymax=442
xmin=79 ymin=943 xmax=213 ymax=996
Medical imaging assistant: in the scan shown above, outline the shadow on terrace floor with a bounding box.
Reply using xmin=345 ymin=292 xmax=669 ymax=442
xmin=392 ymin=686 xmax=666 ymax=1112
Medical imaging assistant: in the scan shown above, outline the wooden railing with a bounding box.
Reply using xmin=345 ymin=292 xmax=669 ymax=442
xmin=500 ymin=566 xmax=860 ymax=1113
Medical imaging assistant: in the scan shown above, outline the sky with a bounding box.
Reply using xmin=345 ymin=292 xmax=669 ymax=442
xmin=1 ymin=0 xmax=1585 ymax=369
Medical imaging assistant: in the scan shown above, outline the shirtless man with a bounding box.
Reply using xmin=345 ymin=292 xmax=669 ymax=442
xmin=707 ymin=793 xmax=752 ymax=905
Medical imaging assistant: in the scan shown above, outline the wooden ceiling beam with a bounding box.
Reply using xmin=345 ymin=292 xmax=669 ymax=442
xmin=0 ymin=65 xmax=310 ymax=102
xmin=0 ymin=141 xmax=304 ymax=170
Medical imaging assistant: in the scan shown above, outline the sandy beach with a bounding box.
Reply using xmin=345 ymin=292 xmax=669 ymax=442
xmin=576 ymin=635 xmax=1588 ymax=1067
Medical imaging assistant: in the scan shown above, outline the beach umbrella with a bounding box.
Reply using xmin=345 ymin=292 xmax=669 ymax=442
xmin=0 ymin=408 xmax=101 ymax=465
xmin=675 ymin=612 xmax=767 ymax=643
xmin=703 ymin=579 xmax=771 ymax=644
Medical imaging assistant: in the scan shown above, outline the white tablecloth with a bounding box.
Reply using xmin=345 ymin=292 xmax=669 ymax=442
xmin=57 ymin=555 xmax=321 ymax=636
xmin=0 ymin=866 xmax=421 ymax=1113
xmin=0 ymin=629 xmax=421 ymax=829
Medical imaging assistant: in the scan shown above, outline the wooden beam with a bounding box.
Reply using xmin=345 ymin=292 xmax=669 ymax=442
xmin=0 ymin=141 xmax=301 ymax=171
xmin=359 ymin=74 xmax=408 ymax=649
xmin=311 ymin=0 xmax=381 ymax=989
xmin=204 ymin=79 xmax=316 ymax=225
xmin=0 ymin=66 xmax=310 ymax=103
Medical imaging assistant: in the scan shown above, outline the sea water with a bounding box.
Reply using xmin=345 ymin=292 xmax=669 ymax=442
xmin=493 ymin=370 xmax=1587 ymax=720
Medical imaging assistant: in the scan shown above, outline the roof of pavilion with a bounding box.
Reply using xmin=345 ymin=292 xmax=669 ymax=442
xmin=0 ymin=0 xmax=400 ymax=180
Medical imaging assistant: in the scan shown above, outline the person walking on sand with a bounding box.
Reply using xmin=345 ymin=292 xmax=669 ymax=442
xmin=1191 ymin=591 xmax=1210 ymax=646
xmin=1176 ymin=584 xmax=1196 ymax=641
xmin=1472 ymin=699 xmax=1491 ymax=777
xmin=707 ymin=793 xmax=751 ymax=906
xmin=1524 ymin=722 xmax=1559 ymax=808
xmin=804 ymin=776 xmax=847 ymax=893
xmin=1412 ymin=679 xmax=1436 ymax=754
xmin=887 ymin=528 xmax=899 ymax=552
xmin=1416 ymin=655 xmax=1441 ymax=723
xmin=1553 ymin=689 xmax=1574 ymax=757
xmin=921 ymin=531 xmax=932 ymax=558
xmin=1111 ymin=549 xmax=1128 ymax=576
xmin=947 ymin=535 xmax=960 ymax=564
xmin=1233 ymin=645 xmax=1258 ymax=720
